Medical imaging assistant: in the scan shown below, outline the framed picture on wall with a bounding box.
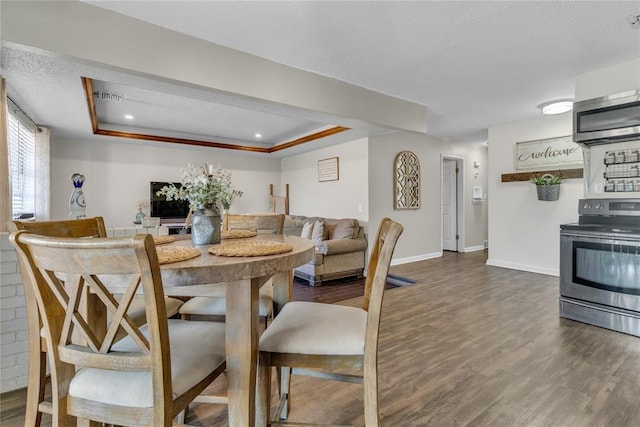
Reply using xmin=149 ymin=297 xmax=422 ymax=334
xmin=318 ymin=157 xmax=339 ymax=182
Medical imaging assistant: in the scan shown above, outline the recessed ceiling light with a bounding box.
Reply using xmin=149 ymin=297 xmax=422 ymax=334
xmin=255 ymin=133 xmax=262 ymax=138
xmin=124 ymin=114 xmax=134 ymax=120
xmin=538 ymin=100 xmax=574 ymax=115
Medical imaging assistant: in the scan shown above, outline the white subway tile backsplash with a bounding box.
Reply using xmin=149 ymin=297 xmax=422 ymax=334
xmin=1 ymin=332 xmax=16 ymax=345
xmin=1 ymin=364 xmax=29 ymax=381
xmin=2 ymin=376 xmax=28 ymax=391
xmin=1 ymin=308 xmax=16 ymax=321
xmin=0 ymin=261 xmax=17 ymax=275
xmin=1 ymin=354 xmax=16 ymax=369
xmin=0 ymin=249 xmax=17 ymax=262
xmin=0 ymin=243 xmax=28 ymax=393
xmin=1 ymin=340 xmax=28 ymax=356
xmin=0 ymin=233 xmax=13 ymax=250
xmin=0 ymin=318 xmax=25 ymax=334
xmin=0 ymin=284 xmax=17 ymax=298
xmin=0 ymin=295 xmax=27 ymax=310
xmin=1 ymin=272 xmax=24 ymax=286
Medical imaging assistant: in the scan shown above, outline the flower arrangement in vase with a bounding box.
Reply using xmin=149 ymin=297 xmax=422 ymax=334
xmin=156 ymin=163 xmax=242 ymax=244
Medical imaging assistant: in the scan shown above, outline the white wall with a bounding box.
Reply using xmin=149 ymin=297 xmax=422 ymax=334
xmin=575 ymin=58 xmax=640 ymax=102
xmin=50 ymin=136 xmax=282 ymax=227
xmin=487 ymin=113 xmax=583 ymax=276
xmin=281 ymin=138 xmax=369 ymax=222
xmin=487 ymin=58 xmax=640 ymax=276
xmin=368 ymin=131 xmax=488 ymax=264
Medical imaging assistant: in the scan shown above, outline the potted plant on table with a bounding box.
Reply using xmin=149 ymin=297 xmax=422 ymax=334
xmin=157 ymin=163 xmax=241 ymax=244
xmin=530 ymin=173 xmax=561 ymax=201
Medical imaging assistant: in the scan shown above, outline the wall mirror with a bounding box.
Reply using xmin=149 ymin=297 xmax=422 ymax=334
xmin=394 ymin=151 xmax=420 ymax=209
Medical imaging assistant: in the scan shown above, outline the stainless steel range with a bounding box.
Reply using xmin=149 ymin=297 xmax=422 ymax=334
xmin=560 ymin=198 xmax=640 ymax=336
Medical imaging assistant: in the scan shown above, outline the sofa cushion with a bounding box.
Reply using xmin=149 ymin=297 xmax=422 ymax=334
xmin=328 ymin=218 xmax=358 ymax=240
xmin=301 ymin=222 xmax=313 ymax=240
xmin=311 ymin=220 xmax=328 ymax=246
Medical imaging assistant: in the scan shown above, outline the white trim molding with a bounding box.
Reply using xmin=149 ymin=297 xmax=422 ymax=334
xmin=486 ymin=258 xmax=559 ymax=277
xmin=391 ymin=251 xmax=442 ymax=266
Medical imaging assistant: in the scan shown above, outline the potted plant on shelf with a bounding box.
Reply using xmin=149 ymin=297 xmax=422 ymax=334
xmin=530 ymin=173 xmax=561 ymax=201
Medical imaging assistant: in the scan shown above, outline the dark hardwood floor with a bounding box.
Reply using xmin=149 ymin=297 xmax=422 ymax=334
xmin=4 ymin=250 xmax=640 ymax=426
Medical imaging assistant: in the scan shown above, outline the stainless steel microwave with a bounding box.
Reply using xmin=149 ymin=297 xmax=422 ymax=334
xmin=573 ymin=89 xmax=640 ymax=145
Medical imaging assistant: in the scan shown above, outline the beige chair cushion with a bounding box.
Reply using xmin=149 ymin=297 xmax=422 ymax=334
xmin=68 ymin=319 xmax=226 ymax=408
xmin=259 ymin=301 xmax=366 ymax=355
xmin=179 ymin=292 xmax=272 ymax=317
xmin=125 ymin=296 xmax=184 ymax=325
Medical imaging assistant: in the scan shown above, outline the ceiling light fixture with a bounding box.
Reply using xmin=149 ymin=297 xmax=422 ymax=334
xmin=124 ymin=114 xmax=134 ymax=120
xmin=538 ymin=99 xmax=574 ymax=115
xmin=255 ymin=133 xmax=262 ymax=138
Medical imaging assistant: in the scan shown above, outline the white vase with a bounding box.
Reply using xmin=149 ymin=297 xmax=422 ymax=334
xmin=68 ymin=173 xmax=86 ymax=219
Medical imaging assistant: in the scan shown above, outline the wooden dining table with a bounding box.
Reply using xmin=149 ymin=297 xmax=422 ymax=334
xmin=102 ymin=233 xmax=314 ymax=426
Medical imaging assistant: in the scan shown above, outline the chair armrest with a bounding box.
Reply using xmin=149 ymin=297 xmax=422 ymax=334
xmin=317 ymin=238 xmax=367 ymax=256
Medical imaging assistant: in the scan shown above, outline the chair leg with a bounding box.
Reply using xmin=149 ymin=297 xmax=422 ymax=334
xmin=277 ymin=367 xmax=291 ymax=420
xmin=256 ymin=352 xmax=271 ymax=426
xmin=25 ymin=348 xmax=47 ymax=427
xmin=363 ymin=366 xmax=380 ymax=427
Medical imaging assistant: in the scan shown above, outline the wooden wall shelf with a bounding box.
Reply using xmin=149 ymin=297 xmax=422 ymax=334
xmin=501 ymin=168 xmax=583 ymax=183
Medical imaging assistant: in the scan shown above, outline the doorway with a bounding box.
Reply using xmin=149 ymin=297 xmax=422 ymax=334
xmin=442 ymin=156 xmax=464 ymax=252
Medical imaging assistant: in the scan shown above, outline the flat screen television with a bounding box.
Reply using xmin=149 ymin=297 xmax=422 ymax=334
xmin=150 ymin=182 xmax=190 ymax=221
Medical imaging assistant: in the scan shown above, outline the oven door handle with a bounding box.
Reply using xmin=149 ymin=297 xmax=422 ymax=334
xmin=561 ymin=231 xmax=639 ymax=242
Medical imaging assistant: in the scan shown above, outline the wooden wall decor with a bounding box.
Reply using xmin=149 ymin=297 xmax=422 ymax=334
xmin=394 ymin=151 xmax=420 ymax=209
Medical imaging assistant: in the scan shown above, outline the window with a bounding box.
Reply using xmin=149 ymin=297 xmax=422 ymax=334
xmin=7 ymin=108 xmax=36 ymax=219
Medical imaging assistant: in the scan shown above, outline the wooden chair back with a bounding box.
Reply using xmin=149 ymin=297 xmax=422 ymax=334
xmin=10 ymin=232 xmax=173 ymax=425
xmin=7 ymin=216 xmax=107 ymax=238
xmin=256 ymin=218 xmax=403 ymax=426
xmin=223 ymin=213 xmax=284 ymax=234
xmin=7 ymin=217 xmax=108 ymax=427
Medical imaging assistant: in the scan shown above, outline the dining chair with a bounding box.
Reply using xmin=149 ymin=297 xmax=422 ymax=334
xmin=10 ymin=231 xmax=227 ymax=426
xmin=179 ymin=213 xmax=286 ymax=326
xmin=7 ymin=217 xmax=184 ymax=427
xmin=256 ymin=217 xmax=403 ymax=426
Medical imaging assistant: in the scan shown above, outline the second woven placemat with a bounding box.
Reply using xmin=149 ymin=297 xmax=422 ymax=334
xmin=156 ymin=246 xmax=201 ymax=264
xmin=153 ymin=235 xmax=176 ymax=245
xmin=221 ymin=229 xmax=258 ymax=239
xmin=208 ymin=240 xmax=293 ymax=257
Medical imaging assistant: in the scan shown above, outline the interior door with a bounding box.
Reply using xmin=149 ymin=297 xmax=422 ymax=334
xmin=442 ymin=159 xmax=457 ymax=251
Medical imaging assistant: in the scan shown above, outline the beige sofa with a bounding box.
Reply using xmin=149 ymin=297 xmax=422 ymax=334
xmin=284 ymin=215 xmax=367 ymax=286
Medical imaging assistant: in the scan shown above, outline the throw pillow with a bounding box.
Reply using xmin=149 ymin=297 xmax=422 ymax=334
xmin=300 ymin=222 xmax=314 ymax=240
xmin=311 ymin=220 xmax=328 ymax=247
xmin=331 ymin=219 xmax=357 ymax=240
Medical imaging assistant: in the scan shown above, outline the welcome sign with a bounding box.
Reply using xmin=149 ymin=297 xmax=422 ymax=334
xmin=515 ymin=136 xmax=583 ymax=170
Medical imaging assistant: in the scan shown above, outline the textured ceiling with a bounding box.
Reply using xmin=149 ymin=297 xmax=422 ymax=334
xmin=3 ymin=1 xmax=640 ymax=154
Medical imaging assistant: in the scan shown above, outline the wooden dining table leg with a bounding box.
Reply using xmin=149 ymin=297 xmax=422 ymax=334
xmin=226 ymin=278 xmax=261 ymax=427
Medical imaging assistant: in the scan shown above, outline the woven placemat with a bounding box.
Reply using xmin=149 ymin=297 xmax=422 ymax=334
xmin=153 ymin=235 xmax=176 ymax=245
xmin=221 ymin=229 xmax=258 ymax=239
xmin=156 ymin=246 xmax=201 ymax=264
xmin=208 ymin=240 xmax=293 ymax=257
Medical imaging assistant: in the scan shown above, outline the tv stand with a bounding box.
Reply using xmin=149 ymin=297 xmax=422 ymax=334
xmin=160 ymin=220 xmax=189 ymax=235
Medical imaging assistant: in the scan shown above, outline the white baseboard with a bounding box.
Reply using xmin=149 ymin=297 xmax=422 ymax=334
xmin=391 ymin=251 xmax=442 ymax=266
xmin=486 ymin=258 xmax=559 ymax=277
xmin=464 ymin=245 xmax=485 ymax=253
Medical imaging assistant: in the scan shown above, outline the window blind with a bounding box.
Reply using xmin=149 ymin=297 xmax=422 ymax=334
xmin=7 ymin=109 xmax=36 ymax=219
